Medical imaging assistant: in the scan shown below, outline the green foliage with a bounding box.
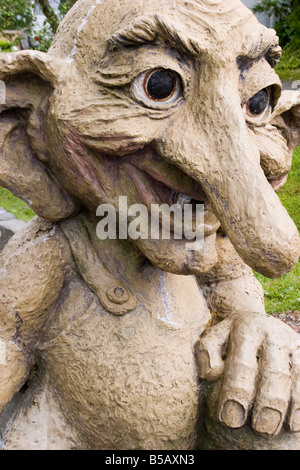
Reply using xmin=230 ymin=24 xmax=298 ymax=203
xmin=0 ymin=0 xmax=78 ymax=52
xmin=0 ymin=39 xmax=13 ymax=52
xmin=58 ymin=0 xmax=77 ymax=18
xmin=34 ymin=22 xmax=54 ymax=52
xmin=253 ymin=1 xmax=300 ymax=81
xmin=32 ymin=0 xmax=77 ymax=51
xmin=0 ymin=0 xmax=34 ymax=30
xmin=253 ymin=1 xmax=300 ymax=48
xmin=0 ymin=39 xmax=11 ymax=47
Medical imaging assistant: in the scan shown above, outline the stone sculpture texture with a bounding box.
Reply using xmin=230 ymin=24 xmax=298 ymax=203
xmin=0 ymin=0 xmax=300 ymax=450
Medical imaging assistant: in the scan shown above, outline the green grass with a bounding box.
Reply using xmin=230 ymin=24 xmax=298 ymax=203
xmin=254 ymin=146 xmax=300 ymax=313
xmin=276 ymin=67 xmax=300 ymax=82
xmin=0 ymin=187 xmax=35 ymax=222
xmin=276 ymin=46 xmax=300 ymax=82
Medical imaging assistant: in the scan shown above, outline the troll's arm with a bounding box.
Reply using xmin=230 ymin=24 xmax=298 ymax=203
xmin=0 ymin=218 xmax=70 ymax=413
xmin=196 ymin=233 xmax=300 ymax=437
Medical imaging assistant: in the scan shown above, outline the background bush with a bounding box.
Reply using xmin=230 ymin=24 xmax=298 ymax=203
xmin=0 ymin=0 xmax=77 ymax=52
xmin=253 ymin=0 xmax=300 ymax=80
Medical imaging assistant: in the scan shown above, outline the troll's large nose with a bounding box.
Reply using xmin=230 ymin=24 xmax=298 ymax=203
xmin=158 ymin=83 xmax=300 ymax=278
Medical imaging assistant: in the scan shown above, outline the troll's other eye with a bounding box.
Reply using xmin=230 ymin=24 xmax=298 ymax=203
xmin=132 ymin=68 xmax=182 ymax=108
xmin=243 ymin=88 xmax=270 ymax=119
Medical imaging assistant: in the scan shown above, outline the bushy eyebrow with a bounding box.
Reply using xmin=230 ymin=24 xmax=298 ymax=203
xmin=237 ymin=36 xmax=282 ymax=70
xmin=107 ymin=13 xmax=282 ymax=70
xmin=107 ymin=14 xmax=202 ymax=57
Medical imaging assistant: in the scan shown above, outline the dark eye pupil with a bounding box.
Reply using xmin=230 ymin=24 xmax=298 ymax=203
xmin=146 ymin=70 xmax=176 ymax=100
xmin=248 ymin=88 xmax=269 ymax=116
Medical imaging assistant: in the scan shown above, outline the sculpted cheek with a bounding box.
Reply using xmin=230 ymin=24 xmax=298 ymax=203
xmin=66 ymin=114 xmax=166 ymax=157
xmin=44 ymin=124 xmax=115 ymax=209
xmin=249 ymin=124 xmax=292 ymax=180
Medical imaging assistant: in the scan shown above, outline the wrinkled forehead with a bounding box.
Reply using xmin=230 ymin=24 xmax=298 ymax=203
xmin=49 ymin=0 xmax=276 ymax=63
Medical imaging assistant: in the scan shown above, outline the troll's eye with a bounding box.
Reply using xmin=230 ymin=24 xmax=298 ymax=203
xmin=132 ymin=68 xmax=182 ymax=108
xmin=144 ymin=69 xmax=177 ymax=101
xmin=243 ymin=88 xmax=270 ymax=119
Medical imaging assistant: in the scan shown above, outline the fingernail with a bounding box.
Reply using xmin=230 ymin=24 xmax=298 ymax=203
xmin=290 ymin=409 xmax=300 ymax=432
xmin=254 ymin=407 xmax=282 ymax=436
xmin=220 ymin=400 xmax=246 ymax=428
xmin=196 ymin=350 xmax=211 ymax=378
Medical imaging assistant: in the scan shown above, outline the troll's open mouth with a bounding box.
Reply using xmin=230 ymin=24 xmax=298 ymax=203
xmin=124 ymin=148 xmax=221 ymax=238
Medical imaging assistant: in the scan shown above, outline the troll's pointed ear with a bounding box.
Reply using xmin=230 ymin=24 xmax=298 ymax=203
xmin=271 ymin=90 xmax=300 ymax=153
xmin=0 ymin=51 xmax=78 ymax=221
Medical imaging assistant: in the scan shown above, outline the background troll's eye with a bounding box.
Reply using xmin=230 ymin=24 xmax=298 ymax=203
xmin=144 ymin=69 xmax=176 ymax=101
xmin=244 ymin=88 xmax=270 ymax=119
xmin=132 ymin=68 xmax=182 ymax=108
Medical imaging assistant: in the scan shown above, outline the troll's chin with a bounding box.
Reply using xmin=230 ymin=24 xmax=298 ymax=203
xmin=134 ymin=234 xmax=218 ymax=275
